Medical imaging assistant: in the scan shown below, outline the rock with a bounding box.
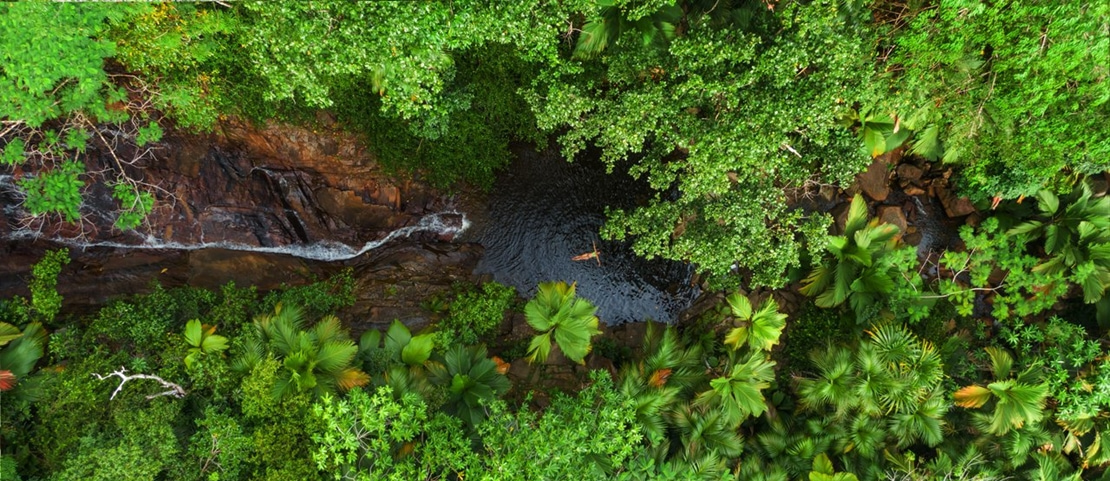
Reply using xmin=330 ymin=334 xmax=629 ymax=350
xmin=1090 ymin=175 xmax=1109 ymax=197
xmin=936 ymin=184 xmax=977 ymax=218
xmin=315 ymin=187 xmax=395 ymax=228
xmin=830 ymin=202 xmax=851 ymax=235
xmin=855 ymin=158 xmax=891 ymax=202
xmin=2 ymin=117 xmax=453 ymax=252
xmin=315 ymin=109 xmax=337 ymax=128
xmin=877 ymin=205 xmax=908 ymax=235
xmin=818 ymin=184 xmax=839 ymax=204
xmin=904 ymin=185 xmax=926 ymax=196
xmin=896 ymin=164 xmax=924 ymax=183
xmin=903 ymin=231 xmax=923 ymax=247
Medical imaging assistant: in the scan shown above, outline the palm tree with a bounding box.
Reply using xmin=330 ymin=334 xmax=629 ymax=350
xmin=722 ymin=292 xmax=787 ymax=352
xmin=524 ymin=281 xmax=602 ymax=364
xmin=954 ymin=347 xmax=1048 ymax=436
xmin=183 ymin=319 xmax=229 ymax=369
xmin=799 ymin=194 xmax=902 ymax=317
xmin=1007 ymin=182 xmax=1110 ymax=322
xmin=617 ymin=323 xmax=706 ymax=439
xmin=694 ymin=351 xmax=775 ymax=427
xmin=238 ymin=303 xmax=369 ymax=399
xmin=426 ymin=344 xmax=510 ymax=427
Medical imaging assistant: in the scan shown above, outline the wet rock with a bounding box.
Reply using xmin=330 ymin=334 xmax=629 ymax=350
xmin=830 ymin=201 xmax=851 ymax=235
xmin=855 ymin=158 xmax=891 ymax=201
xmin=878 ymin=205 xmax=908 ymax=235
xmin=343 ymin=242 xmax=484 ymax=332
xmin=818 ymin=185 xmax=839 ymax=204
xmin=896 ymin=164 xmax=924 ymax=183
xmin=2 ymin=117 xmax=453 ymax=252
xmin=187 ymin=249 xmax=313 ymax=288
xmin=1090 ymin=175 xmax=1109 ymax=197
xmin=935 ymin=183 xmax=977 ymax=218
xmin=315 ymin=187 xmax=395 ymax=229
xmin=903 ymin=230 xmax=923 ymax=247
xmin=904 ymin=185 xmax=926 ymax=196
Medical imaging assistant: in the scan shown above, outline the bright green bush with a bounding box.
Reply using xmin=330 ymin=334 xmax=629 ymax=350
xmin=870 ymin=0 xmax=1110 ymax=201
xmin=435 ymin=281 xmax=515 ymax=348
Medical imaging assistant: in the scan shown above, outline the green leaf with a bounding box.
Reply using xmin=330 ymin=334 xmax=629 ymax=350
xmin=985 ymin=347 xmax=1012 ymax=380
xmin=527 ymin=331 xmax=552 ymax=364
xmin=811 ymin=453 xmax=835 ymax=475
xmin=910 ymin=124 xmax=942 ymax=160
xmin=748 ymin=299 xmax=786 ymax=351
xmin=726 ymin=292 xmax=752 ymax=320
xmin=0 ymin=323 xmax=23 ymax=347
xmin=201 ymin=334 xmax=229 ymax=353
xmin=184 ymin=319 xmax=203 ymax=348
xmin=314 ymin=340 xmax=358 ymax=375
xmin=862 ymin=125 xmax=886 ymax=157
xmin=844 ymin=194 xmax=869 ymax=236
xmin=401 ymin=333 xmax=434 ymax=366
xmin=384 ymin=319 xmax=411 ymax=357
xmin=1035 ymin=190 xmax=1060 ymax=215
xmin=724 ymin=326 xmax=749 ymax=350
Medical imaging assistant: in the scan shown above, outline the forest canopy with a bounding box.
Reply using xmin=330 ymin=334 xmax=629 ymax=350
xmin=2 ymin=3 xmax=1110 ymax=479
xmin=2 ymin=0 xmax=1106 ymax=287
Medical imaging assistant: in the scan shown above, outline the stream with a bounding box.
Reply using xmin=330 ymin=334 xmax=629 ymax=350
xmin=0 ymin=136 xmax=698 ymax=325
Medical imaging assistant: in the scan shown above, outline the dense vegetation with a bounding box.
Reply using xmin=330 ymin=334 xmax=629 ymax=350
xmin=1 ymin=0 xmax=1108 ymax=480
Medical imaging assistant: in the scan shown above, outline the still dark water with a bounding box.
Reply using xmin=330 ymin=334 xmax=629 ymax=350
xmin=466 ymin=147 xmax=698 ymax=324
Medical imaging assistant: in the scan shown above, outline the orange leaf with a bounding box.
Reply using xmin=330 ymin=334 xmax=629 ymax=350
xmin=954 ymin=384 xmax=992 ymax=408
xmin=0 ymin=371 xmax=15 ymax=391
xmin=648 ymin=368 xmax=672 ymax=388
xmin=336 ymin=368 xmax=370 ymax=391
xmin=492 ymin=356 xmax=510 ymax=375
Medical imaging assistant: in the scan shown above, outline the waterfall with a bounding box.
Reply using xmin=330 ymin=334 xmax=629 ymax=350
xmin=3 ymin=210 xmax=470 ymax=262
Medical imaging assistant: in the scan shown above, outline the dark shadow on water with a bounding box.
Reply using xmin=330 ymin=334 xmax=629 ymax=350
xmin=472 ymin=146 xmax=698 ymax=324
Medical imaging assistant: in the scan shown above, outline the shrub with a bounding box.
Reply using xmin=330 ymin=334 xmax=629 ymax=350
xmin=435 ymin=281 xmax=515 ymax=348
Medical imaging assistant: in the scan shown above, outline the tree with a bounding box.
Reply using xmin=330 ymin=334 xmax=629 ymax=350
xmin=524 ymin=281 xmax=602 ymax=364
xmin=954 ymin=347 xmax=1049 ymax=436
xmin=237 ymin=303 xmax=369 ymax=399
xmin=868 ymin=0 xmax=1110 ymax=201
xmin=799 ymin=194 xmax=903 ymax=317
xmin=426 ymin=344 xmax=511 ymax=427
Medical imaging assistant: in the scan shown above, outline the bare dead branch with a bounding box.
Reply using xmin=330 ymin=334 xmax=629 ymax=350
xmin=92 ymin=366 xmax=186 ymax=401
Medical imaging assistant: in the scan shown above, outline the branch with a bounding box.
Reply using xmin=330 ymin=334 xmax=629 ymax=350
xmin=92 ymin=366 xmax=186 ymax=401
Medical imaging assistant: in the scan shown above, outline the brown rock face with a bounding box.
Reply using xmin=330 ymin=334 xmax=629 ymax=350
xmin=935 ymin=182 xmax=977 ymax=218
xmin=877 ymin=205 xmax=908 ymax=236
xmin=2 ymin=118 xmax=451 ymax=250
xmin=855 ymin=158 xmax=891 ymax=202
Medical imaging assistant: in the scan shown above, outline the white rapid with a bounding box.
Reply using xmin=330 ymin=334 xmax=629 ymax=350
xmin=3 ymin=210 xmax=470 ymax=261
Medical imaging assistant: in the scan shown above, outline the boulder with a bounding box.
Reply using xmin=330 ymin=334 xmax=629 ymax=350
xmin=935 ymin=183 xmax=977 ymax=218
xmin=855 ymin=158 xmax=891 ymax=202
xmin=896 ymin=164 xmax=924 ymax=183
xmin=877 ymin=205 xmax=908 ymax=235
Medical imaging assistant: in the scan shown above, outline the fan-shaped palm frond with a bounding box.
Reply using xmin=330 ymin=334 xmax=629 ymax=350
xmin=427 ymin=344 xmax=510 ymax=427
xmin=956 ymin=348 xmax=1048 ymax=436
xmin=801 ymin=194 xmax=903 ymax=317
xmin=723 ymin=294 xmax=787 ymax=352
xmin=524 ymin=281 xmax=601 ymax=364
xmin=1008 ymin=182 xmax=1110 ymax=314
xmin=668 ymin=402 xmax=745 ymax=459
xmin=695 ymin=351 xmax=775 ymax=426
xmin=797 ymin=346 xmax=856 ymax=416
xmin=246 ymin=304 xmax=367 ymax=399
